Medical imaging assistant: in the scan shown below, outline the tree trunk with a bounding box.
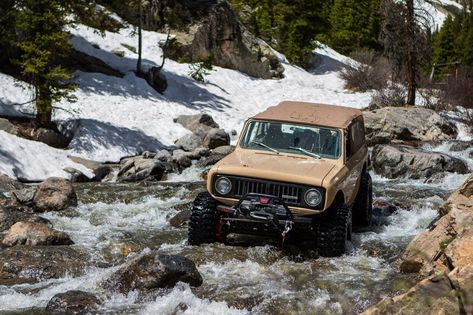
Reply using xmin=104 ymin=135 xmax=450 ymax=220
xmin=137 ymin=0 xmax=143 ymax=75
xmin=406 ymin=0 xmax=417 ymax=105
xmin=36 ymin=86 xmax=52 ymax=127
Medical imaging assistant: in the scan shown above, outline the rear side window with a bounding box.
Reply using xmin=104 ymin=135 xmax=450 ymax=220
xmin=350 ymin=120 xmax=365 ymax=155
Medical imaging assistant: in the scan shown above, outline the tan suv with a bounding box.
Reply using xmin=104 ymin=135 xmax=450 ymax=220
xmin=188 ymin=101 xmax=372 ymax=257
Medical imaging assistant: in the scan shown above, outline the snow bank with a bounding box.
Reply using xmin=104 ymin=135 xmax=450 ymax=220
xmin=0 ymin=131 xmax=93 ymax=181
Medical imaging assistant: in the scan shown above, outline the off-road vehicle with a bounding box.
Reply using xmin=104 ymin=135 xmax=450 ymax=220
xmin=188 ymin=101 xmax=372 ymax=256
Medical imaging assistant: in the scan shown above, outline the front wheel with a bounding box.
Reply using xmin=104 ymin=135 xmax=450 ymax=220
xmin=188 ymin=192 xmax=220 ymax=245
xmin=317 ymin=204 xmax=352 ymax=257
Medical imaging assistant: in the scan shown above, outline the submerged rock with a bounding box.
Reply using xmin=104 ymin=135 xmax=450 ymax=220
xmin=46 ymin=290 xmax=101 ymax=314
xmin=0 ymin=246 xmax=89 ymax=284
xmin=2 ymin=221 xmax=73 ymax=246
xmin=104 ymin=252 xmax=202 ymax=294
xmin=33 ymin=177 xmax=78 ymax=212
xmin=364 ymin=107 xmax=457 ymax=146
xmin=169 ymin=209 xmax=192 ymax=227
xmin=371 ymin=144 xmax=469 ymax=179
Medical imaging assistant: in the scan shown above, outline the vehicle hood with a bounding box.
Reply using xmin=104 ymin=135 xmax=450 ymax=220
xmin=214 ymin=150 xmax=338 ymax=187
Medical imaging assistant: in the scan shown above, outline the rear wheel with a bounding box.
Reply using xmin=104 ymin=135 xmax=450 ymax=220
xmin=317 ymin=204 xmax=352 ymax=257
xmin=353 ymin=172 xmax=373 ymax=227
xmin=188 ymin=192 xmax=220 ymax=245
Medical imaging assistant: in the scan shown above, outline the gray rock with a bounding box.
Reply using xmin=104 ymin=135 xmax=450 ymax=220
xmin=33 ymin=177 xmax=78 ymax=212
xmin=68 ymin=156 xmax=112 ymax=181
xmin=449 ymin=141 xmax=473 ymax=152
xmin=0 ymin=246 xmax=89 ymax=285
xmin=174 ymin=113 xmax=219 ymax=136
xmin=372 ymin=145 xmax=469 ymax=179
xmin=169 ymin=209 xmax=192 ymax=227
xmin=160 ymin=1 xmax=284 ymax=79
xmin=142 ymin=151 xmax=157 ymax=159
xmin=46 ymin=290 xmax=101 ymax=314
xmin=175 ymin=134 xmax=203 ymax=152
xmin=103 ymin=252 xmax=202 ymax=293
xmin=0 ymin=174 xmax=22 ymax=193
xmin=203 ymin=128 xmax=230 ymax=149
xmin=172 ymin=150 xmax=193 ymax=172
xmin=0 ymin=118 xmax=19 ymax=135
xmin=117 ymin=157 xmax=167 ymax=182
xmin=364 ymin=107 xmax=457 ymax=146
xmin=63 ymin=167 xmax=90 ymax=183
xmin=12 ymin=187 xmax=37 ymax=205
xmin=212 ymin=145 xmax=235 ymax=156
xmin=2 ymin=221 xmax=73 ymax=246
xmin=156 ymin=149 xmax=172 ymax=162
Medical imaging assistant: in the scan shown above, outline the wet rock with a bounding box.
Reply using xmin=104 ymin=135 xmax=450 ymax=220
xmin=0 ymin=246 xmax=89 ymax=284
xmin=0 ymin=117 xmax=19 ymax=135
xmin=212 ymin=145 xmax=235 ymax=156
xmin=46 ymin=290 xmax=101 ymax=314
xmin=33 ymin=177 xmax=78 ymax=211
xmin=12 ymin=187 xmax=37 ymax=206
xmin=117 ymin=157 xmax=167 ymax=182
xmin=372 ymin=198 xmax=398 ymax=215
xmin=175 ymin=134 xmax=203 ymax=152
xmin=169 ymin=209 xmax=192 ymax=227
xmin=69 ymin=156 xmax=113 ymax=182
xmin=372 ymin=144 xmax=469 ymax=179
xmin=174 ymin=113 xmax=219 ymax=136
xmin=203 ymin=128 xmax=230 ymax=149
xmin=104 ymin=252 xmax=202 ymax=293
xmin=449 ymin=140 xmax=473 ymax=152
xmin=63 ymin=167 xmax=90 ymax=183
xmin=172 ymin=150 xmax=193 ymax=171
xmin=0 ymin=173 xmax=22 ymax=193
xmin=362 ymin=273 xmax=460 ymax=315
xmin=160 ymin=0 xmax=284 ymax=79
xmin=364 ymin=107 xmax=457 ymax=146
xmin=385 ymin=174 xmax=473 ymax=314
xmin=156 ymin=149 xmax=172 ymax=162
xmin=2 ymin=221 xmax=73 ymax=246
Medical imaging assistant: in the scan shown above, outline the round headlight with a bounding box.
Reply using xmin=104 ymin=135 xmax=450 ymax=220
xmin=305 ymin=189 xmax=322 ymax=207
xmin=215 ymin=177 xmax=232 ymax=195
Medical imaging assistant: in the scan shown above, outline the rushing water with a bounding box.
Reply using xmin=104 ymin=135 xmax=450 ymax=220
xmin=1 ymin=153 xmax=471 ymax=314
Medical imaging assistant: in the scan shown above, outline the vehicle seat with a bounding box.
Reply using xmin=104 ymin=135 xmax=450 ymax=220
xmin=320 ymin=129 xmax=338 ymax=157
xmin=264 ymin=124 xmax=284 ymax=149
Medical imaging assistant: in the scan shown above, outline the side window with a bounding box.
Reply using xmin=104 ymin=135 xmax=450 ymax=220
xmin=345 ymin=128 xmax=352 ymax=160
xmin=350 ymin=121 xmax=364 ymax=155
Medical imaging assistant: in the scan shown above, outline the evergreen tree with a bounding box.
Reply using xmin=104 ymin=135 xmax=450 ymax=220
xmin=14 ymin=0 xmax=78 ymax=126
xmin=327 ymin=0 xmax=381 ymax=54
xmin=432 ymin=15 xmax=457 ymax=71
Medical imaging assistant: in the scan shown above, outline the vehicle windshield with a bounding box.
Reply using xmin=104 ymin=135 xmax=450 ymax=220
xmin=240 ymin=120 xmax=341 ymax=159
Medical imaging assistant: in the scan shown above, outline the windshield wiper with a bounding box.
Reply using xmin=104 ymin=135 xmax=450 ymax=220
xmin=289 ymin=146 xmax=321 ymax=159
xmin=251 ymin=141 xmax=280 ymax=154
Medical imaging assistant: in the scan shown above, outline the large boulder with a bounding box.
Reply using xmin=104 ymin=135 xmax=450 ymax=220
xmin=202 ymin=128 xmax=230 ymax=149
xmin=159 ymin=0 xmax=284 ymax=79
xmin=117 ymin=157 xmax=167 ymax=182
xmin=0 ymin=246 xmax=89 ymax=285
xmin=364 ymin=175 xmax=473 ymax=314
xmin=175 ymin=133 xmax=203 ymax=152
xmin=103 ymin=252 xmax=202 ymax=294
xmin=196 ymin=145 xmax=234 ymax=168
xmin=46 ymin=290 xmax=101 ymax=314
xmin=2 ymin=221 xmax=73 ymax=246
xmin=363 ymin=107 xmax=457 ymax=145
xmin=174 ymin=113 xmax=219 ymax=137
xmin=371 ymin=145 xmax=469 ymax=179
xmin=33 ymin=177 xmax=78 ymax=212
xmin=0 ymin=118 xmax=19 ymax=136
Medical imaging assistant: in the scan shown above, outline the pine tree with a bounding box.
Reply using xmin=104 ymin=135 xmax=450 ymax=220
xmin=14 ymin=0 xmax=78 ymax=126
xmin=432 ymin=15 xmax=457 ymax=73
xmin=328 ymin=0 xmax=381 ymax=54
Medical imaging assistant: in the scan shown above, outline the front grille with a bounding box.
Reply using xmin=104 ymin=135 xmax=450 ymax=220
xmin=234 ymin=178 xmax=302 ymax=204
xmin=212 ymin=175 xmax=325 ymax=209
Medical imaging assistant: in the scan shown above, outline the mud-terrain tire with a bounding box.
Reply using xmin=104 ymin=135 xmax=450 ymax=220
xmin=353 ymin=172 xmax=373 ymax=227
xmin=317 ymin=204 xmax=352 ymax=257
xmin=188 ymin=192 xmax=219 ymax=245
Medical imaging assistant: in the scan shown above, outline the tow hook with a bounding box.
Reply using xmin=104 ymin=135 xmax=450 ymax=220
xmin=280 ymin=220 xmax=294 ymax=248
